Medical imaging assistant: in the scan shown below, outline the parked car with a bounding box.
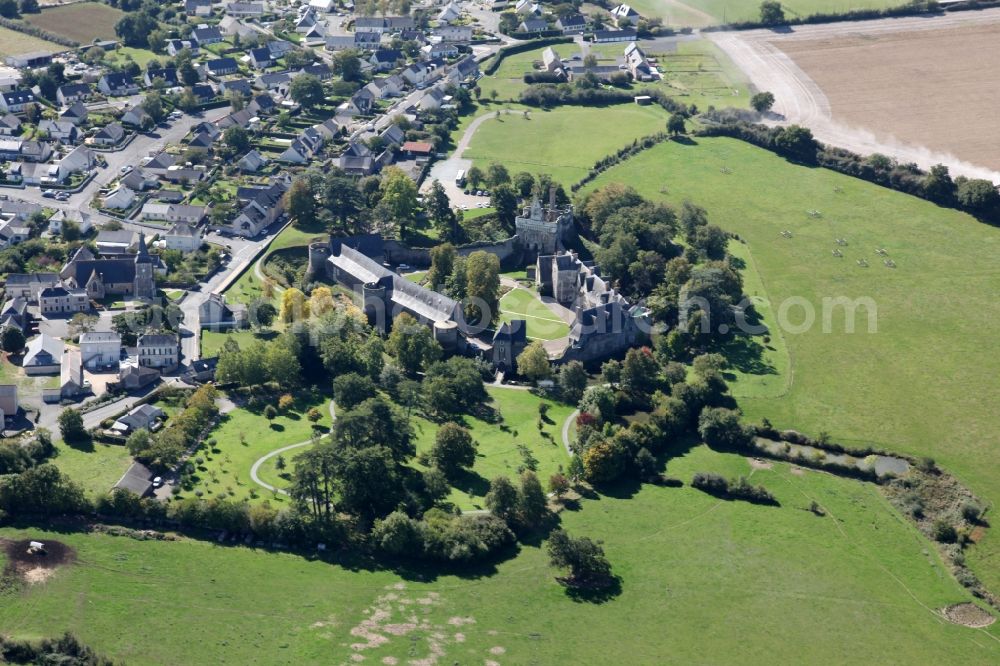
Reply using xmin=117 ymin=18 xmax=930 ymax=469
xmin=41 ymin=190 xmax=55 ymax=198
xmin=152 ymin=477 xmax=163 ymax=488
xmin=120 ymin=165 xmax=132 ymax=174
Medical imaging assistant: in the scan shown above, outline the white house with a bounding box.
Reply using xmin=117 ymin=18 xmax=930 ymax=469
xmin=137 ymin=333 xmax=180 ymax=371
xmin=0 ymin=90 xmax=36 ymax=114
xmin=102 ymin=186 xmax=136 ymax=210
xmin=79 ymin=331 xmax=122 ymax=369
xmin=165 ymin=222 xmax=202 ymax=252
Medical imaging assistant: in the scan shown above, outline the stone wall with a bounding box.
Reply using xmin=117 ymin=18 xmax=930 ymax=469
xmin=382 ymin=237 xmax=520 ymax=268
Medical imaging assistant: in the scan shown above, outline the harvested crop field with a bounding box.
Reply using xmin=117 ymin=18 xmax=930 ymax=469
xmin=24 ymin=2 xmax=124 ymax=44
xmin=778 ymin=18 xmax=1000 ymax=173
xmin=0 ymin=25 xmax=62 ymax=58
xmin=711 ymin=8 xmax=1000 ymax=180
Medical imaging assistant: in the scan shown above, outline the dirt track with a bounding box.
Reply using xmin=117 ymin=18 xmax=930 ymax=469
xmin=709 ymin=9 xmax=1000 ymax=181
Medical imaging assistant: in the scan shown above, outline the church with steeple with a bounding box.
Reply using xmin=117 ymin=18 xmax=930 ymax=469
xmin=60 ymin=231 xmax=157 ymax=300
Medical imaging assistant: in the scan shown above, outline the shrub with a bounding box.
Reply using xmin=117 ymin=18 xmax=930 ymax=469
xmin=278 ymin=394 xmax=294 ymax=411
xmin=932 ymin=519 xmax=957 ymax=544
xmin=263 ymin=405 xmax=278 ymax=420
xmin=961 ymin=502 xmax=983 ymax=524
xmin=691 ymin=472 xmax=778 ymax=505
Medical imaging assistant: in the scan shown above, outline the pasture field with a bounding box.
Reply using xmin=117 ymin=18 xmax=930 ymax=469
xmin=199 ymin=329 xmax=276 ymax=357
xmin=582 ymin=135 xmax=1000 ymax=591
xmin=464 ymin=104 xmax=668 ymax=185
xmin=777 ymin=19 xmax=1000 ymax=172
xmin=2 ymin=444 xmax=995 ymax=664
xmin=0 ymin=25 xmax=62 ymax=58
xmin=50 ymin=441 xmax=133 ymax=498
xmin=477 ymin=44 xmax=553 ymax=102
xmin=24 ymin=2 xmax=124 ymax=44
xmin=498 ymin=286 xmax=570 ymax=340
xmin=412 ymin=387 xmax=573 ymax=510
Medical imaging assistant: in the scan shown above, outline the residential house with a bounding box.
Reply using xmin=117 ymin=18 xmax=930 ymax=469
xmin=416 ymin=85 xmax=447 ymax=111
xmin=199 ymin=292 xmax=247 ymax=329
xmin=249 ymin=47 xmax=273 ymax=70
xmin=185 ymin=0 xmax=212 ymax=16
xmin=226 ymin=2 xmax=265 ymax=17
xmin=219 ymin=15 xmax=258 ymax=39
xmin=219 ymin=78 xmax=253 ymax=96
xmin=138 ymin=333 xmax=179 ymax=371
xmin=515 ymin=0 xmax=540 ymax=15
xmin=38 ymin=285 xmax=89 ymax=315
xmin=370 ymin=49 xmax=402 ymax=73
xmin=337 ymin=140 xmax=377 ymax=176
xmin=79 ymin=331 xmax=122 ymax=369
xmin=59 ymin=101 xmax=88 ymax=126
xmin=229 ymin=179 xmax=287 ymax=236
xmin=0 ymin=297 xmax=29 ymax=332
xmin=55 ymin=347 xmax=85 ymax=400
xmin=22 ymin=334 xmax=63 ymax=375
xmin=185 ymin=357 xmax=218 ymax=383
xmin=325 ymin=35 xmax=355 ymax=51
xmin=422 ymin=42 xmax=458 ymax=59
xmin=95 ymin=229 xmax=138 ymax=254
xmin=187 ymin=131 xmax=215 ymax=151
xmin=102 ymin=186 xmax=136 ymax=210
xmin=610 ymin=4 xmax=640 ymax=25
xmin=47 ymin=209 xmax=93 ymax=236
xmin=191 ymin=26 xmax=224 ymax=46
xmin=0 ymin=90 xmax=36 ymax=114
xmin=247 ymin=93 xmax=277 ymax=115
xmin=296 ymin=8 xmax=318 ymax=32
xmin=255 ymin=71 xmax=291 ymax=94
xmin=400 ymin=140 xmax=433 ymax=161
xmin=98 ymin=73 xmax=138 ymax=97
xmin=143 ymin=151 xmax=177 ymax=175
xmin=354 ymin=31 xmax=382 ymax=50
xmin=112 ymin=403 xmax=165 ymax=434
xmin=92 ymin=121 xmax=126 ymax=146
xmin=4 ymin=272 xmax=59 ymax=301
xmin=206 ymin=57 xmax=239 ymax=77
xmin=144 ymin=68 xmax=180 ymax=88
xmin=556 ymin=13 xmax=587 ymax=33
xmin=167 ymin=39 xmax=200 ymax=57
xmin=237 ymin=148 xmax=267 ymax=172
xmin=267 ymin=40 xmax=295 ymax=60
xmin=141 ymin=203 xmax=207 ymax=225
xmin=56 ymin=82 xmax=92 ymax=106
xmin=165 ymin=222 xmax=202 ymax=251
xmin=446 ymin=55 xmax=479 ymax=84
xmin=278 ymin=126 xmax=325 ymax=164
xmin=121 ymin=106 xmax=151 ymax=128
xmin=344 ymin=86 xmax=376 ymax=115
xmin=0 ymin=114 xmax=20 ymax=136
xmin=437 ymin=2 xmax=461 ymax=23
xmin=518 ymin=18 xmax=548 ymax=33
xmin=301 ymin=23 xmax=327 ymax=45
xmin=116 ymin=363 xmax=159 ymax=391
xmin=43 ymin=146 xmax=94 ymax=185
xmin=121 ymin=168 xmax=157 ymax=191
xmin=308 ymin=0 xmax=335 ymax=11
xmin=435 ymin=25 xmax=473 ymax=42
xmin=38 ymin=120 xmax=78 ymax=144
xmin=191 ymin=83 xmax=216 ymax=103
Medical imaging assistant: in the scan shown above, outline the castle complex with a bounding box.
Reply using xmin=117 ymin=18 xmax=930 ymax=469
xmin=311 ymin=196 xmax=648 ymax=374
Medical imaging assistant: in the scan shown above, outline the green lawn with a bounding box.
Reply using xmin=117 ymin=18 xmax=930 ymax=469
xmin=50 ymin=441 xmax=133 ymax=499
xmin=583 ymin=135 xmax=1000 ymax=592
xmin=179 ymin=394 xmax=331 ymax=504
xmin=200 ymin=329 xmax=278 ymax=360
xmin=464 ymin=104 xmax=669 ymax=185
xmin=414 ymin=387 xmax=573 ymax=510
xmin=104 ymin=46 xmax=160 ymax=68
xmin=479 ymin=45 xmax=557 ymax=102
xmin=2 ymin=444 xmax=995 ymax=664
xmin=498 ymin=287 xmax=570 ymax=341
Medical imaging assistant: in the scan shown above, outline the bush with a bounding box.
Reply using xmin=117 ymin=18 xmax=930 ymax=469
xmin=961 ymin=502 xmax=983 ymax=524
xmin=278 ymin=394 xmax=294 ymax=411
xmin=691 ymin=472 xmax=778 ymax=505
xmin=932 ymin=519 xmax=957 ymax=544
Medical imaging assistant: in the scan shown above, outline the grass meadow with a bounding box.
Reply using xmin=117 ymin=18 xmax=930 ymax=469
xmin=23 ymin=2 xmax=124 ymax=43
xmin=411 ymin=387 xmax=573 ymax=510
xmin=0 ymin=25 xmax=61 ymax=57
xmin=582 ymin=135 xmax=1000 ymax=592
xmin=2 ymin=445 xmax=995 ymax=664
xmin=464 ymin=104 xmax=669 ymax=185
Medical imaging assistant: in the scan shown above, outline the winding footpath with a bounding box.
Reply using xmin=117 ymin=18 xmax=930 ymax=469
xmin=249 ymin=399 xmax=336 ymax=495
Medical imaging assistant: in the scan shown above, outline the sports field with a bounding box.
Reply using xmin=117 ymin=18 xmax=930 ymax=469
xmin=498 ymin=286 xmax=570 ymax=340
xmin=2 ymin=443 xmax=995 ymax=664
xmin=464 ymin=104 xmax=669 ymax=185
xmin=0 ymin=25 xmax=62 ymax=58
xmin=24 ymin=2 xmax=124 ymax=44
xmin=582 ymin=135 xmax=1000 ymax=592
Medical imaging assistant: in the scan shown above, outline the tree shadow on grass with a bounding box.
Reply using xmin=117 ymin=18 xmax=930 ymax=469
xmin=715 ymin=333 xmax=777 ymax=378
xmin=560 ymin=575 xmax=623 ymax=604
xmin=63 ymin=436 xmax=94 ymax=453
xmin=449 ymin=467 xmax=490 ymax=499
xmin=269 ymin=423 xmax=285 ymax=432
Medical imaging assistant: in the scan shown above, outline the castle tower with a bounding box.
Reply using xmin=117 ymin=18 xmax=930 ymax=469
xmin=133 ymin=231 xmax=155 ymax=299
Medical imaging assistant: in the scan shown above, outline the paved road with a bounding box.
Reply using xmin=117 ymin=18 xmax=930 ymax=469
xmin=561 ymin=408 xmax=579 ymax=457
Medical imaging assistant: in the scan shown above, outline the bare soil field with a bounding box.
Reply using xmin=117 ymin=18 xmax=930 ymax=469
xmin=711 ymin=8 xmax=1000 ymax=180
xmin=779 ymin=19 xmax=1000 ymax=173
